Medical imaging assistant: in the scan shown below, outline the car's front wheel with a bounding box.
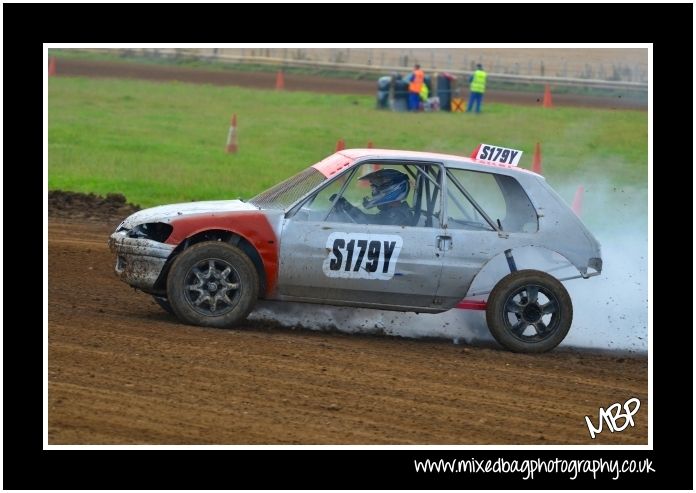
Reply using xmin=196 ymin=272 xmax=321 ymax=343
xmin=166 ymin=241 xmax=259 ymax=328
xmin=485 ymin=269 xmax=572 ymax=353
xmin=152 ymin=296 xmax=175 ymax=316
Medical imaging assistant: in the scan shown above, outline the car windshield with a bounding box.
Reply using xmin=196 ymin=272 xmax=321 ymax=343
xmin=248 ymin=167 xmax=326 ymax=210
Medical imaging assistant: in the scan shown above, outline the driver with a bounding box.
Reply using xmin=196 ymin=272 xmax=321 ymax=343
xmin=332 ymin=168 xmax=413 ymax=225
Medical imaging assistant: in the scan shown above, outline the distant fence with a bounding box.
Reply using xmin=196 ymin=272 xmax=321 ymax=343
xmin=82 ymin=48 xmax=649 ymax=93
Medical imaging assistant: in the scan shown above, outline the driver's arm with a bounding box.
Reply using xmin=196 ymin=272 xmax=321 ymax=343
xmin=342 ymin=200 xmax=371 ymax=223
xmin=331 ymin=195 xmax=372 ymax=223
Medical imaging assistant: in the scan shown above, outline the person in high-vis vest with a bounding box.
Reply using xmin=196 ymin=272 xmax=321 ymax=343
xmin=466 ymin=63 xmax=487 ymax=113
xmin=407 ymin=64 xmax=425 ymax=111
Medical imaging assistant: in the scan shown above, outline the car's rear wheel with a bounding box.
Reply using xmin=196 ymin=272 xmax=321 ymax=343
xmin=485 ymin=269 xmax=572 ymax=353
xmin=166 ymin=242 xmax=259 ymax=328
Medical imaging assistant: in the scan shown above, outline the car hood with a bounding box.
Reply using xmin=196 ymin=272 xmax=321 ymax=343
xmin=118 ymin=200 xmax=258 ymax=229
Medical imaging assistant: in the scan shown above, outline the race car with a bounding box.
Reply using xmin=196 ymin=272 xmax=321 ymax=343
xmin=108 ymin=147 xmax=602 ymax=353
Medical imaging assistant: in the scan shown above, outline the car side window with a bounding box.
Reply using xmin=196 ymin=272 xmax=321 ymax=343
xmin=445 ymin=169 xmax=538 ymax=233
xmin=294 ymin=162 xmax=442 ymax=228
xmin=291 ymin=174 xmax=349 ymax=222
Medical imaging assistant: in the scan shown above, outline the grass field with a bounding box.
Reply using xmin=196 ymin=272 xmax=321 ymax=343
xmin=48 ymin=76 xmax=648 ymax=222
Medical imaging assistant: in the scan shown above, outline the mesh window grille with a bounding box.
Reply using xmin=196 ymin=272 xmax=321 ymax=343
xmin=248 ymin=168 xmax=326 ymax=210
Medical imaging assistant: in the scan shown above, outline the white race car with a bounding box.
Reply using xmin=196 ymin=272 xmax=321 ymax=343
xmin=109 ymin=147 xmax=601 ymax=352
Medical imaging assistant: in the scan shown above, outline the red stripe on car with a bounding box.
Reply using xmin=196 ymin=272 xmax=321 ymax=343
xmin=456 ymin=300 xmax=487 ymax=310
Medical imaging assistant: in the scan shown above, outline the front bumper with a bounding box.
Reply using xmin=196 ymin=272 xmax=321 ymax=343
xmin=108 ymin=231 xmax=176 ymax=292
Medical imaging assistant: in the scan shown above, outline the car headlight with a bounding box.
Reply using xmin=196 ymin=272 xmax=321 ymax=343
xmin=127 ymin=222 xmax=173 ymax=243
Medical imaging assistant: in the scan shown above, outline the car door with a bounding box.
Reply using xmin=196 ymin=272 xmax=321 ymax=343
xmin=435 ymin=167 xmax=540 ymax=307
xmin=277 ymin=161 xmax=447 ymax=311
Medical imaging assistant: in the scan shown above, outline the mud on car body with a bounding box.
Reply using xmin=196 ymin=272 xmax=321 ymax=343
xmin=109 ymin=147 xmax=602 ymax=353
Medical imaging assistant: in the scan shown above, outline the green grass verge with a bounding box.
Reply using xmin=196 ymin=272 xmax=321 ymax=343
xmin=48 ymin=76 xmax=647 ymax=225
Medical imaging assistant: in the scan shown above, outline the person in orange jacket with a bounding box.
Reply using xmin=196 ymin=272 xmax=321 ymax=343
xmin=407 ymin=64 xmax=425 ymax=111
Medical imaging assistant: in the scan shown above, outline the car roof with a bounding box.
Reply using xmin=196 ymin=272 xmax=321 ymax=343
xmin=332 ymin=148 xmax=538 ymax=176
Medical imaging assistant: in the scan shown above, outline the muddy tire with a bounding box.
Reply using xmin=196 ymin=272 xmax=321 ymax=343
xmin=153 ymin=296 xmax=175 ymax=316
xmin=166 ymin=242 xmax=259 ymax=329
xmin=486 ymin=269 xmax=572 ymax=353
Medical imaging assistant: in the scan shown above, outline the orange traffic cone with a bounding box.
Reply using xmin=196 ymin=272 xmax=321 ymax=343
xmin=335 ymin=138 xmax=345 ymax=151
xmin=367 ymin=141 xmax=373 ymax=149
xmin=532 ymin=142 xmax=543 ymax=174
xmin=571 ymin=185 xmax=584 ymax=217
xmin=276 ymin=70 xmax=285 ymax=90
xmin=48 ymin=57 xmax=56 ymax=76
xmin=543 ymin=84 xmax=553 ymax=108
xmin=225 ymin=114 xmax=238 ymax=153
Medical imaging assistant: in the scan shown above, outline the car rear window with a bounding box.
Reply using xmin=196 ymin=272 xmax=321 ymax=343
xmin=446 ymin=169 xmax=538 ymax=233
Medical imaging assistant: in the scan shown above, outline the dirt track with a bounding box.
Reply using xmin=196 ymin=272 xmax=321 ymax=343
xmin=48 ymin=200 xmax=648 ymax=445
xmin=54 ymin=58 xmax=646 ymax=110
